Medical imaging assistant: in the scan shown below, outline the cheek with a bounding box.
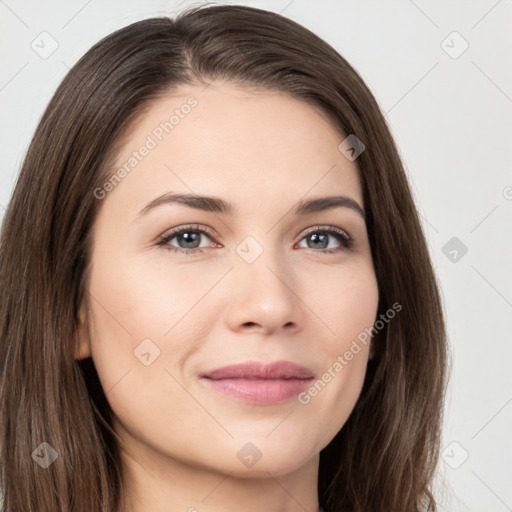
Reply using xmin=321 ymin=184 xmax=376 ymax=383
xmin=84 ymin=250 xmax=217 ymax=395
xmin=295 ymin=259 xmax=378 ymax=445
xmin=84 ymin=254 xmax=216 ymax=446
xmin=320 ymin=259 xmax=379 ymax=381
xmin=299 ymin=256 xmax=379 ymax=343
xmin=87 ymin=246 xmax=223 ymax=346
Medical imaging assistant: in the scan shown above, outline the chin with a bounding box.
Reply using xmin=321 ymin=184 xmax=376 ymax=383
xmin=211 ymin=441 xmax=317 ymax=479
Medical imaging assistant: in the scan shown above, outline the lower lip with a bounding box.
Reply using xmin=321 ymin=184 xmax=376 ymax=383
xmin=201 ymin=377 xmax=313 ymax=404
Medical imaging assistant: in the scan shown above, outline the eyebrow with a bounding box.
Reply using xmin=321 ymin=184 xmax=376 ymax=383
xmin=137 ymin=192 xmax=365 ymax=219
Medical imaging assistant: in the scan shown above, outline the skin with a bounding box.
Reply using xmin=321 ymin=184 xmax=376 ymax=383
xmin=76 ymin=81 xmax=379 ymax=512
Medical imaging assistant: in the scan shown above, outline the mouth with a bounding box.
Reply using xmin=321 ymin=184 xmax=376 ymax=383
xmin=199 ymin=360 xmax=315 ymax=404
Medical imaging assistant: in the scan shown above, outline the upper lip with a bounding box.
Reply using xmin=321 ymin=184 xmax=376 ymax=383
xmin=200 ymin=360 xmax=315 ymax=380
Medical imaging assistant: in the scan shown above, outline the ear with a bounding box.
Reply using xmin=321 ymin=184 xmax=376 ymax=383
xmin=75 ymin=301 xmax=92 ymax=360
xmin=368 ymin=340 xmax=376 ymax=360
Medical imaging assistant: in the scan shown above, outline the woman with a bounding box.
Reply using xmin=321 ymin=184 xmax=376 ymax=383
xmin=0 ymin=5 xmax=447 ymax=512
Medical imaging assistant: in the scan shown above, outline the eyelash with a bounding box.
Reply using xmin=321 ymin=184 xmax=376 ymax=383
xmin=156 ymin=224 xmax=354 ymax=255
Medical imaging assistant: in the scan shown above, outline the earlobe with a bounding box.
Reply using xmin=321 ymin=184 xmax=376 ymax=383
xmin=75 ymin=303 xmax=92 ymax=360
xmin=75 ymin=338 xmax=92 ymax=360
xmin=368 ymin=341 xmax=375 ymax=360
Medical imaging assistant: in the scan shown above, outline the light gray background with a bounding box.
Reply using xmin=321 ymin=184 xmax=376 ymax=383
xmin=1 ymin=1 xmax=511 ymax=510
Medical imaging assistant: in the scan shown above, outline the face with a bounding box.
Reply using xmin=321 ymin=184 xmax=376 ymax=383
xmin=77 ymin=81 xmax=379 ymax=478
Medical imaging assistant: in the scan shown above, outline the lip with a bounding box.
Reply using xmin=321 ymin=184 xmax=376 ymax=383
xmin=199 ymin=360 xmax=315 ymax=404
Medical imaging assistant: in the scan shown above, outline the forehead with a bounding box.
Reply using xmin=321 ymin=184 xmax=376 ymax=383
xmin=101 ymin=81 xmax=363 ymax=219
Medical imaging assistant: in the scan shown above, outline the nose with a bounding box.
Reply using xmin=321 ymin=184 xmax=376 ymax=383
xmin=224 ymin=243 xmax=303 ymax=336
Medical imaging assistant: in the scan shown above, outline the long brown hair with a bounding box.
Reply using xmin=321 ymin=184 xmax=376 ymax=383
xmin=0 ymin=5 xmax=447 ymax=511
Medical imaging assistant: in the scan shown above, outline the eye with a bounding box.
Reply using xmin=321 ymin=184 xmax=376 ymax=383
xmin=156 ymin=224 xmax=354 ymax=255
xmin=296 ymin=226 xmax=353 ymax=253
xmin=156 ymin=224 xmax=219 ymax=255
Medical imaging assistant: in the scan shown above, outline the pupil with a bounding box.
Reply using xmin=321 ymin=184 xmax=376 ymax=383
xmin=180 ymin=232 xmax=200 ymax=248
xmin=310 ymin=233 xmax=327 ymax=249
